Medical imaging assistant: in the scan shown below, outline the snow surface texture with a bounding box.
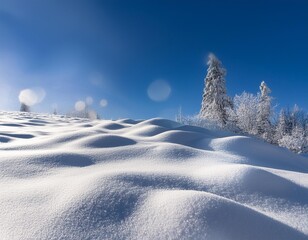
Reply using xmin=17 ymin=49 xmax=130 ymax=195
xmin=1 ymin=111 xmax=308 ymax=240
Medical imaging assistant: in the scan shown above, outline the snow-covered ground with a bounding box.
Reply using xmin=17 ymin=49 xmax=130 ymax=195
xmin=1 ymin=111 xmax=308 ymax=240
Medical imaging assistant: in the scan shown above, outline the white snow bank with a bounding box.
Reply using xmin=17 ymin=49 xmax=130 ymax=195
xmin=0 ymin=111 xmax=308 ymax=240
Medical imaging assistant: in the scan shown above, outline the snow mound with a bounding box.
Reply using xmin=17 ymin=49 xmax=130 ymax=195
xmin=125 ymin=125 xmax=168 ymax=137
xmin=137 ymin=117 xmax=182 ymax=129
xmin=70 ymin=134 xmax=137 ymax=148
xmin=96 ymin=122 xmax=128 ymax=130
xmin=0 ymin=111 xmax=308 ymax=240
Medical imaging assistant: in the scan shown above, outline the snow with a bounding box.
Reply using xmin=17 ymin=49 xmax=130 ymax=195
xmin=0 ymin=111 xmax=308 ymax=239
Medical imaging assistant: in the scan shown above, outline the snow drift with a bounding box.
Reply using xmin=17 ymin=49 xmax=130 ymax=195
xmin=0 ymin=111 xmax=308 ymax=239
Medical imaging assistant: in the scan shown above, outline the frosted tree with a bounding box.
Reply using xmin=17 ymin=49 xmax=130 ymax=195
xmin=257 ymin=81 xmax=273 ymax=141
xmin=290 ymin=105 xmax=299 ymax=130
xmin=291 ymin=125 xmax=306 ymax=153
xmin=305 ymin=123 xmax=308 ymax=153
xmin=279 ymin=125 xmax=306 ymax=153
xmin=175 ymin=106 xmax=183 ymax=123
xmin=234 ymin=92 xmax=259 ymax=134
xmin=282 ymin=107 xmax=293 ymax=135
xmin=290 ymin=105 xmax=308 ymax=131
xmin=225 ymin=107 xmax=239 ymax=132
xmin=200 ymin=53 xmax=232 ymax=126
xmin=274 ymin=109 xmax=288 ymax=143
xmin=20 ymin=103 xmax=30 ymax=112
xmin=274 ymin=106 xmax=308 ymax=153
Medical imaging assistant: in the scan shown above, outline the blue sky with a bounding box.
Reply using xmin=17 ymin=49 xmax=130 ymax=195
xmin=0 ymin=0 xmax=307 ymax=119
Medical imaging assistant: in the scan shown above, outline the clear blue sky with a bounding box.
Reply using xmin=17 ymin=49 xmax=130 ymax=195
xmin=0 ymin=0 xmax=307 ymax=119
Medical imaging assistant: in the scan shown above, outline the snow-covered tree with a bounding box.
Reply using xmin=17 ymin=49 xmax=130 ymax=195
xmin=304 ymin=123 xmax=308 ymax=153
xmin=279 ymin=125 xmax=306 ymax=153
xmin=257 ymin=81 xmax=273 ymax=141
xmin=234 ymin=92 xmax=259 ymax=134
xmin=274 ymin=106 xmax=308 ymax=153
xmin=20 ymin=103 xmax=30 ymax=112
xmin=283 ymin=105 xmax=306 ymax=135
xmin=274 ymin=109 xmax=288 ymax=143
xmin=200 ymin=53 xmax=232 ymax=126
xmin=225 ymin=107 xmax=239 ymax=132
xmin=175 ymin=106 xmax=183 ymax=123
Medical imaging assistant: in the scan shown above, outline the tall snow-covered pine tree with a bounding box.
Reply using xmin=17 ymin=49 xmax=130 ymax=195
xmin=257 ymin=81 xmax=272 ymax=140
xmin=200 ymin=53 xmax=232 ymax=126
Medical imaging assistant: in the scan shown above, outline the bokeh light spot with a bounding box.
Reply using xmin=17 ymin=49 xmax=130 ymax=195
xmin=19 ymin=88 xmax=46 ymax=106
xmin=147 ymin=80 xmax=171 ymax=102
xmin=100 ymin=99 xmax=108 ymax=107
xmin=75 ymin=101 xmax=86 ymax=111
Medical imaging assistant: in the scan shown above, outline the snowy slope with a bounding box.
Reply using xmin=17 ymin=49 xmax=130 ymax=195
xmin=0 ymin=111 xmax=308 ymax=240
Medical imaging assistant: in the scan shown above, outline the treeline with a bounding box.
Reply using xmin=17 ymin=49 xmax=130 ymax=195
xmin=177 ymin=54 xmax=308 ymax=154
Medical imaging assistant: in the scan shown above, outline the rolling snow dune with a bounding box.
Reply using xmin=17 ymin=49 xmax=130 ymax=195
xmin=0 ymin=111 xmax=308 ymax=240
